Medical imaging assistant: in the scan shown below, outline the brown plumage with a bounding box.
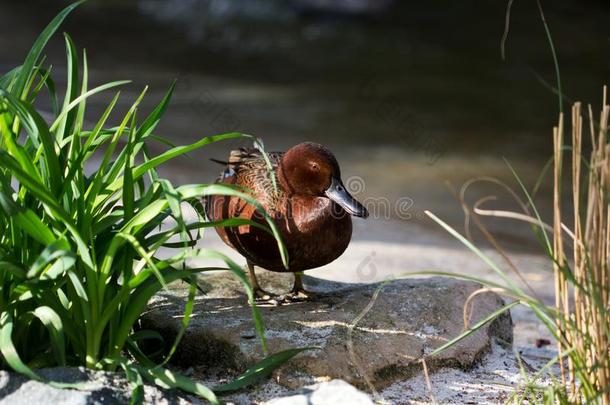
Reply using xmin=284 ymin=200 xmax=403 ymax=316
xmin=205 ymin=142 xmax=368 ymax=298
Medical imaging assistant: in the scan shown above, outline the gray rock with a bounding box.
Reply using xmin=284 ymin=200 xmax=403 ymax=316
xmin=0 ymin=367 xmax=194 ymax=405
xmin=142 ymin=272 xmax=512 ymax=390
xmin=263 ymin=379 xmax=373 ymax=405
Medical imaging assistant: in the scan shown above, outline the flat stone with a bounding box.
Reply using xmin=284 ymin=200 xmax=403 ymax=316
xmin=262 ymin=379 xmax=373 ymax=405
xmin=0 ymin=367 xmax=194 ymax=405
xmin=141 ymin=272 xmax=512 ymax=390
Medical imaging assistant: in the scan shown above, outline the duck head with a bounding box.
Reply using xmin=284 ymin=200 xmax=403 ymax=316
xmin=278 ymin=142 xmax=369 ymax=218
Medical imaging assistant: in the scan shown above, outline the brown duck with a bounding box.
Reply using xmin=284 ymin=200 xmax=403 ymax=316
xmin=206 ymin=142 xmax=368 ymax=298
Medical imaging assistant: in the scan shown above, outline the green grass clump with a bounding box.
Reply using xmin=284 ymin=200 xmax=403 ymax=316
xmin=0 ymin=2 xmax=299 ymax=402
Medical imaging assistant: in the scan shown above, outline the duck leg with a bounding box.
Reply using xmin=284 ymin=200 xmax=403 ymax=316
xmin=288 ymin=272 xmax=312 ymax=300
xmin=247 ymin=261 xmax=272 ymax=300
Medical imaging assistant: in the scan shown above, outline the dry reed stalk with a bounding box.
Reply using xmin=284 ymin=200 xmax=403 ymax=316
xmin=553 ymin=112 xmax=568 ymax=389
xmin=571 ymin=102 xmax=587 ymax=402
xmin=561 ymin=87 xmax=610 ymax=404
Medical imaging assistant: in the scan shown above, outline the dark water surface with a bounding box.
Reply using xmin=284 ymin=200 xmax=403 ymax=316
xmin=1 ymin=0 xmax=608 ymax=249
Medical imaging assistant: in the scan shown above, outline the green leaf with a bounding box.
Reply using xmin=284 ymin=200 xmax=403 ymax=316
xmin=84 ymin=87 xmax=147 ymax=209
xmin=31 ymin=306 xmax=66 ymax=365
xmin=49 ymin=80 xmax=130 ymax=134
xmin=0 ymin=66 xmax=21 ymax=90
xmin=428 ymin=301 xmax=519 ymax=357
xmin=60 ymin=91 xmax=121 ymax=200
xmin=0 ymin=311 xmax=41 ymax=381
xmin=0 ymin=190 xmax=57 ymax=246
xmin=425 ymin=210 xmax=524 ymax=294
xmin=102 ymin=132 xmax=245 ymax=198
xmin=0 ymin=261 xmax=27 ymax=280
xmin=142 ymin=367 xmax=219 ymax=405
xmin=53 ymin=33 xmax=80 ymax=142
xmin=213 ymin=347 xmax=316 ymax=393
xmin=27 ymin=239 xmax=73 ymax=279
xmin=178 ymin=183 xmax=289 ymax=269
xmin=10 ymin=1 xmax=84 ymax=100
xmin=158 ymin=277 xmax=197 ymax=366
xmin=138 ymin=81 xmax=175 ymax=139
xmin=0 ymin=89 xmax=62 ymax=194
xmin=0 ymin=151 xmax=94 ymax=269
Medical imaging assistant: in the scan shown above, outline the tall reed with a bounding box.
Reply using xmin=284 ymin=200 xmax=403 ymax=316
xmin=553 ymin=88 xmax=610 ymax=403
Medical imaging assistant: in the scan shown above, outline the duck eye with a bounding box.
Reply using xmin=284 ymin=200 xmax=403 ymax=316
xmin=311 ymin=163 xmax=319 ymax=171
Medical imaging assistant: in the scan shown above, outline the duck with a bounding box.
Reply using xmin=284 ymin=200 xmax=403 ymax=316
xmin=205 ymin=142 xmax=369 ymax=299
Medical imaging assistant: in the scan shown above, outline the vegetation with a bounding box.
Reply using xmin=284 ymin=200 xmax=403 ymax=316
xmin=0 ymin=2 xmax=299 ymax=403
xmin=421 ymin=91 xmax=610 ymax=403
xmin=414 ymin=2 xmax=610 ymax=403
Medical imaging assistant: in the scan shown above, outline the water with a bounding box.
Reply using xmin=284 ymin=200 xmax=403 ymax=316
xmin=0 ymin=0 xmax=607 ymax=249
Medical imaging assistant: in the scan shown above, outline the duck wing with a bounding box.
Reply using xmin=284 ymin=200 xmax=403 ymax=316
xmin=205 ymin=148 xmax=286 ymax=267
xmin=214 ymin=147 xmax=281 ymax=185
xmin=210 ymin=147 xmax=285 ymax=205
xmin=229 ymin=147 xmax=282 ymax=171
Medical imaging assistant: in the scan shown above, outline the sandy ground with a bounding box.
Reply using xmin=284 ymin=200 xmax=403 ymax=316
xmin=378 ymin=343 xmax=557 ymax=405
xmin=211 ymin=342 xmax=556 ymax=404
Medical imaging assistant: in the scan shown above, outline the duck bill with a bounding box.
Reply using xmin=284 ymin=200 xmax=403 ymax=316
xmin=325 ymin=177 xmax=369 ymax=218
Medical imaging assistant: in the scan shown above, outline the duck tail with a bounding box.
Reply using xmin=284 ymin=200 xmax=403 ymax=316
xmin=210 ymin=158 xmax=229 ymax=166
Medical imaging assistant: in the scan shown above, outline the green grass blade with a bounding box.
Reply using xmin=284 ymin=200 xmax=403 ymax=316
xmin=102 ymin=133 xmax=245 ymax=197
xmin=54 ymin=33 xmax=79 ymax=142
xmin=72 ymin=49 xmax=88 ymax=151
xmin=84 ymin=87 xmax=147 ymax=209
xmin=109 ymin=250 xmax=266 ymax=360
xmin=0 ymin=311 xmax=41 ymax=381
xmin=535 ymin=0 xmax=562 ymax=114
xmin=157 ymin=277 xmax=197 ymax=367
xmin=504 ymin=159 xmax=553 ymax=255
xmin=396 ymin=271 xmax=511 ymax=292
xmin=138 ymin=81 xmax=175 ymax=139
xmin=60 ymin=92 xmax=121 ymax=201
xmin=117 ymin=359 xmax=145 ymax=405
xmin=253 ymin=137 xmax=278 ymax=194
xmin=142 ymin=367 xmax=219 ymax=405
xmin=213 ymin=347 xmax=316 ymax=393
xmin=0 ymin=89 xmax=62 ymax=193
xmin=425 ymin=210 xmax=524 ymax=294
xmin=0 ymin=66 xmax=21 ymax=90
xmin=49 ymin=80 xmax=130 ymax=133
xmin=178 ymin=183 xmax=289 ymax=269
xmin=31 ymin=306 xmax=66 ymax=365
xmin=144 ymin=218 xmax=274 ymax=249
xmin=0 ymin=261 xmax=27 ymax=280
xmin=116 ymin=232 xmax=167 ymax=290
xmin=123 ymin=113 xmax=137 ymax=222
xmin=0 ymin=190 xmax=57 ymax=246
xmin=10 ymin=1 xmax=84 ymax=100
xmin=27 ymin=239 xmax=72 ymax=278
xmin=428 ymin=301 xmax=519 ymax=357
xmin=0 ymin=91 xmax=45 ymax=183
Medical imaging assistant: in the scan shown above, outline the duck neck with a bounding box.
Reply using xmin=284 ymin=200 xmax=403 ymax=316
xmin=277 ymin=163 xmax=295 ymax=196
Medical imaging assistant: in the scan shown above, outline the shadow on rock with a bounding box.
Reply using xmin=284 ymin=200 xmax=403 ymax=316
xmin=141 ymin=271 xmax=513 ymax=391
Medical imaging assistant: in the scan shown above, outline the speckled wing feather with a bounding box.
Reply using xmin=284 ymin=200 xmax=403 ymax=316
xmin=217 ymin=147 xmax=285 ymax=209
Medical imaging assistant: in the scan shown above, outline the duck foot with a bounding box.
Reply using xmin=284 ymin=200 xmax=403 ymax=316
xmin=250 ymin=290 xmax=316 ymax=306
xmin=281 ymin=288 xmax=316 ymax=302
xmin=281 ymin=272 xmax=315 ymax=301
xmin=253 ymin=287 xmax=274 ymax=301
xmin=247 ymin=262 xmax=280 ymax=304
